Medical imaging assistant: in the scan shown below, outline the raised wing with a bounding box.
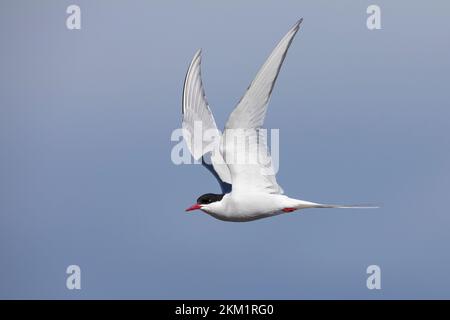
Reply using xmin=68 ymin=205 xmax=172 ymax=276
xmin=223 ymin=20 xmax=302 ymax=194
xmin=182 ymin=49 xmax=232 ymax=188
xmin=225 ymin=19 xmax=302 ymax=130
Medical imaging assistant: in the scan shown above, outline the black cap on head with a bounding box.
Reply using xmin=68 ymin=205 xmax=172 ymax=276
xmin=197 ymin=193 xmax=224 ymax=205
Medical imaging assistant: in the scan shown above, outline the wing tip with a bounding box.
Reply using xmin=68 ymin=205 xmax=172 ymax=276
xmin=182 ymin=48 xmax=204 ymax=115
xmin=292 ymin=18 xmax=303 ymax=33
xmin=189 ymin=49 xmax=203 ymax=71
xmin=193 ymin=48 xmax=202 ymax=61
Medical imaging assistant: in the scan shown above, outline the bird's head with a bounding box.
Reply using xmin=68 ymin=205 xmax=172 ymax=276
xmin=185 ymin=193 xmax=224 ymax=213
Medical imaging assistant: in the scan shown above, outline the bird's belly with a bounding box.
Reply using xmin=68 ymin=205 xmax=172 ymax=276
xmin=215 ymin=193 xmax=287 ymax=222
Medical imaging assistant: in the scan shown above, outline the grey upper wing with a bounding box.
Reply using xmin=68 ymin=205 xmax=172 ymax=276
xmin=222 ymin=20 xmax=303 ymax=194
xmin=225 ymin=19 xmax=302 ymax=130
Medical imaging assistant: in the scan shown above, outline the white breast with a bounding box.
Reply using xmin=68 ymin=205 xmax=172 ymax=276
xmin=203 ymin=193 xmax=294 ymax=222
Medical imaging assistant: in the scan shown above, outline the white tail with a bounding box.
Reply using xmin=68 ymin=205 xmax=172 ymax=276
xmin=313 ymin=204 xmax=379 ymax=209
xmin=293 ymin=200 xmax=379 ymax=210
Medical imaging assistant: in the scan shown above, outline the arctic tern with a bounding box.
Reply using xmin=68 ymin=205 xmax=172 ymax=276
xmin=181 ymin=19 xmax=377 ymax=222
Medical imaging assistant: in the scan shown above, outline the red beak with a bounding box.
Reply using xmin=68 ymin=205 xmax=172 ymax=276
xmin=185 ymin=204 xmax=202 ymax=212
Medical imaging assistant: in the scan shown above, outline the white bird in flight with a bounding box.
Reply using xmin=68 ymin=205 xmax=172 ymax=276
xmin=182 ymin=19 xmax=376 ymax=222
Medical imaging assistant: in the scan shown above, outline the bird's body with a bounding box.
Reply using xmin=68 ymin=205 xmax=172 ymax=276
xmin=201 ymin=192 xmax=324 ymax=222
xmin=181 ymin=19 xmax=377 ymax=222
xmin=204 ymin=193 xmax=286 ymax=222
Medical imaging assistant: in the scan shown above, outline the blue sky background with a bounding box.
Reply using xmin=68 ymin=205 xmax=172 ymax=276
xmin=1 ymin=0 xmax=449 ymax=299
